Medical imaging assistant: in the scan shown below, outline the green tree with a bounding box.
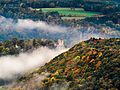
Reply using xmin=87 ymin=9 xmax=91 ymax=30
xmin=2 ymin=48 xmax=9 ymax=55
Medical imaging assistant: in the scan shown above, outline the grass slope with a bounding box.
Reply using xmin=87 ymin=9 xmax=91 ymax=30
xmin=12 ymin=38 xmax=120 ymax=90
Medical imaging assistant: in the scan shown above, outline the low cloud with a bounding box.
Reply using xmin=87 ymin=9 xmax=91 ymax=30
xmin=15 ymin=19 xmax=67 ymax=33
xmin=0 ymin=16 xmax=67 ymax=33
xmin=0 ymin=47 xmax=68 ymax=79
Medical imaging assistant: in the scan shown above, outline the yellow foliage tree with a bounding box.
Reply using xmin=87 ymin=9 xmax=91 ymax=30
xmin=50 ymin=77 xmax=56 ymax=82
xmin=95 ymin=61 xmax=102 ymax=69
xmin=90 ymin=59 xmax=95 ymax=63
xmin=82 ymin=56 xmax=86 ymax=60
xmin=98 ymin=52 xmax=102 ymax=57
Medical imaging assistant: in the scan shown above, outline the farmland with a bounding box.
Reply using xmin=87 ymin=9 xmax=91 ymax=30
xmin=38 ymin=8 xmax=100 ymax=17
xmin=35 ymin=8 xmax=101 ymax=20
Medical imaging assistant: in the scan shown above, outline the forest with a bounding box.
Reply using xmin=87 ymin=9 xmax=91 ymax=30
xmin=0 ymin=0 xmax=120 ymax=90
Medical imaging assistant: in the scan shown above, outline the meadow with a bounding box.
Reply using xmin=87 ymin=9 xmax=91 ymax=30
xmin=40 ymin=8 xmax=101 ymax=17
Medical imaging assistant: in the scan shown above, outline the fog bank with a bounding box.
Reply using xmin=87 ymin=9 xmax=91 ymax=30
xmin=0 ymin=16 xmax=120 ymax=47
xmin=0 ymin=16 xmax=67 ymax=33
xmin=0 ymin=47 xmax=68 ymax=79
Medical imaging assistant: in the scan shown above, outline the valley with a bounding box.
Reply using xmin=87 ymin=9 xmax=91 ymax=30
xmin=0 ymin=0 xmax=120 ymax=90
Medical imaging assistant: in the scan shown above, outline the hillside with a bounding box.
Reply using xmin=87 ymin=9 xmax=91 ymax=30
xmin=11 ymin=38 xmax=120 ymax=90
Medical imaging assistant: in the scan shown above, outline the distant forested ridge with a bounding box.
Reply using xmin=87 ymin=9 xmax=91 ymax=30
xmin=0 ymin=38 xmax=57 ymax=56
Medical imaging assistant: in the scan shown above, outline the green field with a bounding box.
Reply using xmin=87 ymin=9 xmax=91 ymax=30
xmin=38 ymin=8 xmax=101 ymax=17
